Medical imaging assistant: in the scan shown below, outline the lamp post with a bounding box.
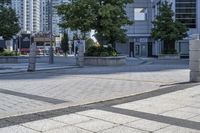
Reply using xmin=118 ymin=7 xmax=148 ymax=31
xmin=49 ymin=0 xmax=54 ymax=64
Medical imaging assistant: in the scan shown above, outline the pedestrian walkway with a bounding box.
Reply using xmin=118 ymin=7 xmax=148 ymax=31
xmin=0 ymin=82 xmax=199 ymax=133
xmin=0 ymin=59 xmax=189 ymax=118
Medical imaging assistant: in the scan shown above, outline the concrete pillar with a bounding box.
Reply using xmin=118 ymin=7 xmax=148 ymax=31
xmin=5 ymin=40 xmax=13 ymax=51
xmin=190 ymin=39 xmax=200 ymax=82
xmin=49 ymin=46 xmax=54 ymax=64
xmin=77 ymin=44 xmax=84 ymax=67
xmin=27 ymin=43 xmax=37 ymax=72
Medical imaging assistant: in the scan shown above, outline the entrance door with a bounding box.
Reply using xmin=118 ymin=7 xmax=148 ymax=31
xmin=129 ymin=42 xmax=134 ymax=57
xmin=135 ymin=45 xmax=140 ymax=56
xmin=148 ymin=42 xmax=153 ymax=57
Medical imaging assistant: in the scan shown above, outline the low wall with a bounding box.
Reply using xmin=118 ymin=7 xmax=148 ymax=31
xmin=0 ymin=56 xmax=76 ymax=65
xmin=158 ymin=54 xmax=180 ymax=60
xmin=0 ymin=56 xmax=27 ymax=63
xmin=84 ymin=56 xmax=126 ymax=66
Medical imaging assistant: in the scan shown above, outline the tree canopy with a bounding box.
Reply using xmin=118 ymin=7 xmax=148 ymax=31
xmin=151 ymin=1 xmax=188 ymax=53
xmin=0 ymin=0 xmax=11 ymax=5
xmin=0 ymin=0 xmax=20 ymax=40
xmin=57 ymin=0 xmax=133 ymax=47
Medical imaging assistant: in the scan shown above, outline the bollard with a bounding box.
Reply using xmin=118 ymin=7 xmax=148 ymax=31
xmin=27 ymin=43 xmax=37 ymax=72
xmin=190 ymin=39 xmax=200 ymax=82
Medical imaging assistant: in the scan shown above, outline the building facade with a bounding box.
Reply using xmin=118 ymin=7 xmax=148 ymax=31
xmin=116 ymin=0 xmax=153 ymax=57
xmin=11 ymin=0 xmax=70 ymax=35
xmin=116 ymin=0 xmax=200 ymax=57
xmin=40 ymin=0 xmax=50 ymax=33
xmin=11 ymin=0 xmax=40 ymax=33
xmin=51 ymin=0 xmax=69 ymax=36
xmin=40 ymin=0 xmax=70 ymax=35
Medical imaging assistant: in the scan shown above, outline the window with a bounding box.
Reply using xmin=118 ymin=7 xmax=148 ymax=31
xmin=134 ymin=8 xmax=147 ymax=21
xmin=175 ymin=0 xmax=197 ymax=28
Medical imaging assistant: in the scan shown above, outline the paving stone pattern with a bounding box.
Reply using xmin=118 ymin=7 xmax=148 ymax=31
xmin=0 ymin=59 xmax=189 ymax=117
xmin=0 ymin=80 xmax=200 ymax=132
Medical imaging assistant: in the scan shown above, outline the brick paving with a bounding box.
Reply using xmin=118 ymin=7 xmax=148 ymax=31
xmin=0 ymin=78 xmax=199 ymax=133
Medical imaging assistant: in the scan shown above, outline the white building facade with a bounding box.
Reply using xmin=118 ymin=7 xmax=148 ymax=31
xmin=11 ymin=0 xmax=40 ymax=33
xmin=11 ymin=0 xmax=71 ymax=35
xmin=40 ymin=0 xmax=50 ymax=33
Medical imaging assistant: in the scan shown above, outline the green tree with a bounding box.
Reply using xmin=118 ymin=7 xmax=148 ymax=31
xmin=151 ymin=1 xmax=188 ymax=54
xmin=0 ymin=0 xmax=11 ymax=5
xmin=57 ymin=0 xmax=133 ymax=48
xmin=61 ymin=32 xmax=69 ymax=56
xmin=0 ymin=0 xmax=20 ymax=40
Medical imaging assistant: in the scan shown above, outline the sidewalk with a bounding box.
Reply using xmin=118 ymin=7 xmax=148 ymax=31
xmin=0 ymin=82 xmax=199 ymax=133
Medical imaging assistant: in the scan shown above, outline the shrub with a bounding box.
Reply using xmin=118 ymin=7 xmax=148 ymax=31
xmin=0 ymin=47 xmax=4 ymax=52
xmin=85 ymin=45 xmax=118 ymax=57
xmin=0 ymin=50 xmax=19 ymax=56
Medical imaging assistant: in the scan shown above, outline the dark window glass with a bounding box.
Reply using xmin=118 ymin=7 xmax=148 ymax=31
xmin=175 ymin=0 xmax=197 ymax=28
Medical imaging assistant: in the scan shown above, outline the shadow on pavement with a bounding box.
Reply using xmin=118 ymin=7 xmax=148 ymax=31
xmin=0 ymin=59 xmax=189 ymax=80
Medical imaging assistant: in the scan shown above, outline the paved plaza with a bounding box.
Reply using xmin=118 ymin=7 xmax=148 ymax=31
xmin=0 ymin=58 xmax=200 ymax=132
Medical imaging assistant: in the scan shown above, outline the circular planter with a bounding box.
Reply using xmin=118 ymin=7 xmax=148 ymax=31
xmin=84 ymin=56 xmax=126 ymax=66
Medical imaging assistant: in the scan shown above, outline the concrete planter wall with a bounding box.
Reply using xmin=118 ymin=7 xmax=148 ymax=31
xmin=158 ymin=54 xmax=180 ymax=60
xmin=0 ymin=56 xmax=77 ymax=65
xmin=84 ymin=56 xmax=126 ymax=66
xmin=0 ymin=56 xmax=27 ymax=63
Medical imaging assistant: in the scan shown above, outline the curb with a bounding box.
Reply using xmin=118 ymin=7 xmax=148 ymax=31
xmin=0 ymin=66 xmax=79 ymax=75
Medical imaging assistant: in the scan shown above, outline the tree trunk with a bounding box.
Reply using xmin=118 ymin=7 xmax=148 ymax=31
xmin=112 ymin=43 xmax=116 ymax=49
xmin=64 ymin=52 xmax=67 ymax=57
xmin=163 ymin=40 xmax=175 ymax=53
xmin=109 ymin=40 xmax=116 ymax=49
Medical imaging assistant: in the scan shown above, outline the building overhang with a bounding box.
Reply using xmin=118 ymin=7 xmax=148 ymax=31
xmin=127 ymin=34 xmax=151 ymax=37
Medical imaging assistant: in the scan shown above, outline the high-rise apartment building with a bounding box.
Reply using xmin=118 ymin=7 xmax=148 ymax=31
xmin=51 ymin=0 xmax=69 ymax=35
xmin=11 ymin=0 xmax=40 ymax=33
xmin=40 ymin=0 xmax=50 ymax=33
xmin=11 ymin=0 xmax=23 ymax=28
xmin=11 ymin=0 xmax=70 ymax=35
xmin=40 ymin=0 xmax=70 ymax=35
